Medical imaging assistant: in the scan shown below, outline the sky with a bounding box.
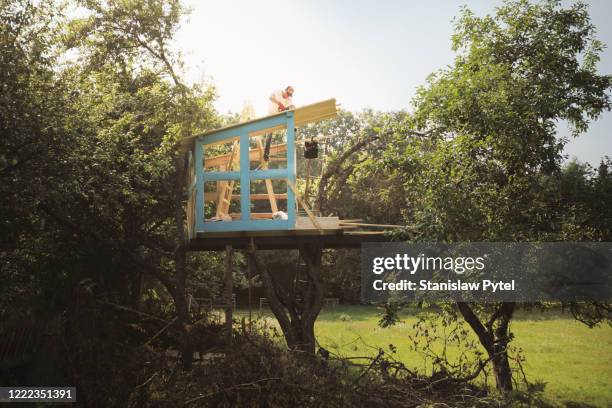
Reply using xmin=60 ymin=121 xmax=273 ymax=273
xmin=174 ymin=0 xmax=611 ymax=166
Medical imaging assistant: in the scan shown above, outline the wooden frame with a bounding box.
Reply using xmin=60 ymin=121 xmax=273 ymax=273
xmin=187 ymin=99 xmax=337 ymax=235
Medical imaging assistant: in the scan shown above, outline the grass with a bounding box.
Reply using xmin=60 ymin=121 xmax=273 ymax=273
xmin=238 ymin=305 xmax=612 ymax=407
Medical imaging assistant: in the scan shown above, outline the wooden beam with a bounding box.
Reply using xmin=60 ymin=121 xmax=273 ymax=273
xmin=180 ymin=99 xmax=337 ymax=150
xmin=249 ymin=100 xmax=337 ymax=137
xmin=229 ymin=212 xmax=273 ymax=219
xmin=205 ymin=193 xmax=288 ymax=202
xmin=295 ymin=216 xmax=340 ymax=230
xmin=246 ymin=193 xmax=287 ymax=201
xmin=338 ymin=222 xmax=404 ymax=228
xmin=287 ymin=179 xmax=323 ymax=234
xmin=205 ymin=143 xmax=287 ymax=168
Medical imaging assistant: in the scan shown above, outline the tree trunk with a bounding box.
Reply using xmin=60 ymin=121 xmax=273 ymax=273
xmin=298 ymin=319 xmax=317 ymax=355
xmin=246 ymin=243 xmax=324 ymax=355
xmin=491 ymin=349 xmax=513 ymax=392
xmin=456 ymin=301 xmax=515 ymax=394
xmin=174 ymin=151 xmax=193 ymax=370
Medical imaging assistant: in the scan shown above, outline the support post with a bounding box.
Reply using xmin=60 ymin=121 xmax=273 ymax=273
xmin=224 ymin=245 xmax=234 ymax=347
xmin=247 ymin=249 xmax=255 ymax=329
xmin=286 ymin=111 xmax=296 ymax=227
xmin=195 ymin=140 xmax=205 ymax=232
xmin=239 ymin=133 xmax=250 ymax=221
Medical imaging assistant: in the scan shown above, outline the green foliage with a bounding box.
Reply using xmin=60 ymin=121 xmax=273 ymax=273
xmin=0 ymin=0 xmax=219 ymax=315
xmin=301 ymin=109 xmax=407 ymax=222
xmin=387 ymin=0 xmax=612 ymax=242
xmin=315 ymin=306 xmax=612 ymax=406
xmin=378 ymin=301 xmax=403 ymax=328
xmin=379 ymin=0 xmax=612 ymax=394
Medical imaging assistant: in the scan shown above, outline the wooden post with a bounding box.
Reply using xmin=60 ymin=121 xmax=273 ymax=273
xmin=247 ymin=249 xmax=254 ymax=330
xmin=224 ymin=245 xmax=234 ymax=347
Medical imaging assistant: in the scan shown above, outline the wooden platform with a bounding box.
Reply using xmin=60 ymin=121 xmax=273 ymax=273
xmin=188 ymin=230 xmax=393 ymax=251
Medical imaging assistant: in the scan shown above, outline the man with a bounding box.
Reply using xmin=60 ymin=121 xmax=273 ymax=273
xmin=264 ymin=86 xmax=295 ymax=161
xmin=268 ymin=86 xmax=295 ymax=115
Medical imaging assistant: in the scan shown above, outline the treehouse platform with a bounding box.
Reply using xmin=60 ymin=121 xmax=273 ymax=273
xmin=180 ymin=98 xmax=395 ymax=250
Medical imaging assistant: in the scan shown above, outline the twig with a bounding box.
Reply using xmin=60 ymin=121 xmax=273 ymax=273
xmin=351 ymin=350 xmax=384 ymax=388
xmin=135 ymin=373 xmax=158 ymax=389
xmin=143 ymin=317 xmax=178 ymax=347
xmin=183 ymin=377 xmax=281 ymax=406
xmin=100 ymin=301 xmax=168 ymax=323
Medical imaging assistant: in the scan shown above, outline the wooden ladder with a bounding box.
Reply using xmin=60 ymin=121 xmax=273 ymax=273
xmin=216 ymin=141 xmax=239 ymax=217
xmin=255 ymin=136 xmax=278 ymax=213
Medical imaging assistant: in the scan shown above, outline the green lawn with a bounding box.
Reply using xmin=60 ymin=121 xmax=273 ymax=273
xmin=239 ymin=305 xmax=612 ymax=407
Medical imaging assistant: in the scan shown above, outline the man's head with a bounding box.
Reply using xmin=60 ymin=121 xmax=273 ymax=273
xmin=283 ymin=86 xmax=294 ymax=98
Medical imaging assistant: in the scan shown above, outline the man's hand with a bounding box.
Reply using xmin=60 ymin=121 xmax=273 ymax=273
xmin=277 ymin=103 xmax=286 ymax=111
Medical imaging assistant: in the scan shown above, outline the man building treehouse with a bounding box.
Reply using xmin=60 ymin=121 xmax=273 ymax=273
xmin=264 ymin=86 xmax=295 ymax=162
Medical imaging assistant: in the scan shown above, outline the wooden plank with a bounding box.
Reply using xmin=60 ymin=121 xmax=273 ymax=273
xmin=344 ymin=231 xmax=386 ymax=235
xmin=205 ymin=143 xmax=287 ymax=168
xmin=338 ymin=222 xmax=404 ymax=228
xmin=205 ymin=193 xmax=287 ymax=202
xmin=233 ymin=213 xmax=273 ymax=219
xmin=294 ymin=100 xmax=337 ymax=125
xmin=194 ymin=135 xmax=240 ymax=149
xmin=248 ymin=125 xmax=285 ymax=138
xmin=248 ymin=100 xmax=337 ymax=137
xmin=197 ymin=226 xmax=342 ymax=239
xmin=247 ymin=193 xmax=287 ymax=201
xmin=295 ymin=216 xmax=340 ymax=230
xmin=181 ymin=99 xmax=337 ymax=148
xmin=287 ymin=179 xmax=322 ymax=233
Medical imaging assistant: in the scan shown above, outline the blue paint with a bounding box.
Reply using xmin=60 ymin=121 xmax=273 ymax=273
xmin=194 ymin=110 xmax=298 ymax=234
xmin=286 ymin=111 xmax=296 ymax=228
xmin=194 ymin=143 xmax=205 ymax=232
xmin=203 ymin=219 xmax=289 ymax=232
xmin=187 ymin=151 xmax=196 ymax=197
xmin=240 ymin=133 xmax=250 ymax=221
xmin=204 ymin=171 xmax=241 ymax=181
xmin=250 ymin=168 xmax=288 ymax=180
xmin=198 ymin=114 xmax=287 ymax=146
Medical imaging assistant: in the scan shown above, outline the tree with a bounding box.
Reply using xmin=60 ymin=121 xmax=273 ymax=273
xmin=247 ymin=245 xmax=325 ymax=355
xmin=384 ymin=0 xmax=611 ymax=393
xmin=1 ymin=0 xmax=219 ymax=381
xmin=1 ymin=0 xmax=79 ymax=315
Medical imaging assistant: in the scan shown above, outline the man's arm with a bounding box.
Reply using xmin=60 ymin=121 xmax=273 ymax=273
xmin=269 ymin=92 xmax=285 ymax=111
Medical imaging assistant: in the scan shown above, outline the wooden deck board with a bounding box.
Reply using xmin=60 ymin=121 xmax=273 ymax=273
xmin=188 ymin=230 xmax=392 ymax=251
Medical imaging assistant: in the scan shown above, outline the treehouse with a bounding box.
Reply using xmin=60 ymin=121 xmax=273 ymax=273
xmin=181 ymin=99 xmax=341 ymax=240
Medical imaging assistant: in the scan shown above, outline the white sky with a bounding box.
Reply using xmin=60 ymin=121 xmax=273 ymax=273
xmin=174 ymin=0 xmax=611 ymax=166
